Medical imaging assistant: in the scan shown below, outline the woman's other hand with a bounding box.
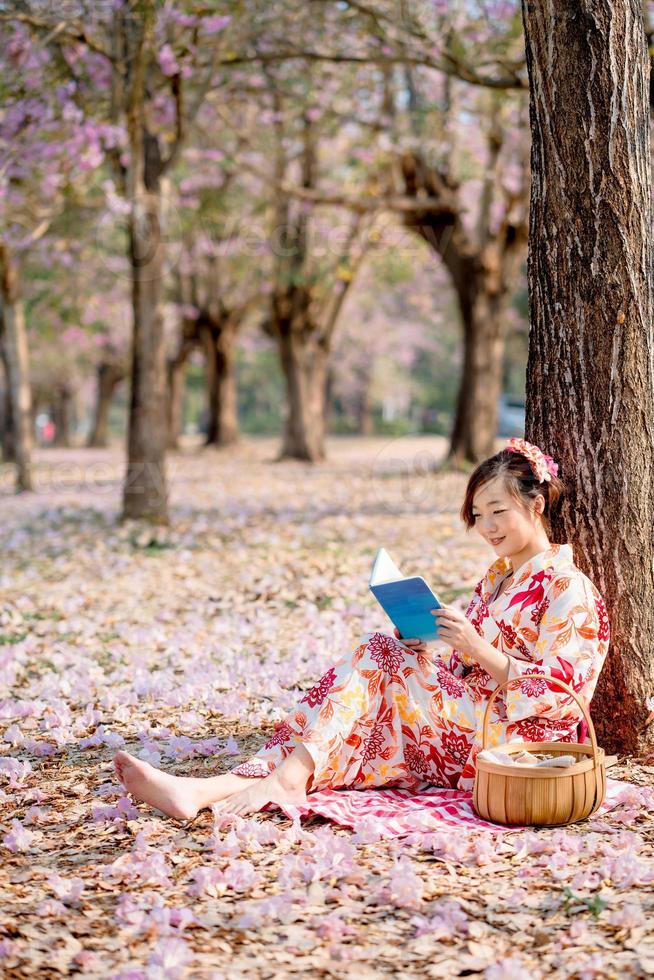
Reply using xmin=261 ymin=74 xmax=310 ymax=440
xmin=431 ymin=605 xmax=480 ymax=655
xmin=393 ymin=627 xmax=428 ymax=654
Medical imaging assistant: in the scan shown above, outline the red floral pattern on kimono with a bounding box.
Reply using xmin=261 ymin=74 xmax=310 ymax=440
xmin=231 ymin=543 xmax=609 ymax=793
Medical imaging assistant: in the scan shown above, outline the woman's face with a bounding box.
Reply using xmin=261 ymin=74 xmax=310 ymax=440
xmin=471 ymin=476 xmax=545 ymax=556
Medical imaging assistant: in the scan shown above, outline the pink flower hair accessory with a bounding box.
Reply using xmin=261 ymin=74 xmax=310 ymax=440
xmin=504 ymin=437 xmax=559 ymax=482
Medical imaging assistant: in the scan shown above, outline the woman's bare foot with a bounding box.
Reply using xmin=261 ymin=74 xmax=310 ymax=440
xmin=213 ymin=768 xmax=308 ymax=817
xmin=112 ymin=751 xmax=205 ymax=821
xmin=113 ymin=752 xmax=275 ymax=820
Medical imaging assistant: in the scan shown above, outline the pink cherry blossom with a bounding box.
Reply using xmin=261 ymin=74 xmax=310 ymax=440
xmin=46 ymin=872 xmax=85 ymax=904
xmin=202 ymin=15 xmax=231 ymax=35
xmin=315 ymin=912 xmax=354 ymax=940
xmin=205 ymin=828 xmax=242 ymax=858
xmin=23 ymin=805 xmax=48 ymax=824
xmin=2 ymin=724 xmax=24 ymax=746
xmin=221 ymin=859 xmax=260 ymax=892
xmin=484 ymin=957 xmax=533 ymax=980
xmin=607 ymin=902 xmax=646 ymax=929
xmin=411 ymin=900 xmax=469 ymax=939
xmin=0 ymin=757 xmax=32 ymax=787
xmin=36 ymin=899 xmax=68 ymax=917
xmin=596 ymin=854 xmax=654 ymax=888
xmin=577 ymin=953 xmax=610 ymax=979
xmin=3 ymin=818 xmax=35 ymax=853
xmin=382 ymin=856 xmax=424 ymax=909
xmin=235 ymin=892 xmax=295 ymax=929
xmin=103 ymin=848 xmax=172 ymax=888
xmin=158 ymin=44 xmax=179 ymax=77
xmin=186 ymin=866 xmax=225 ymax=899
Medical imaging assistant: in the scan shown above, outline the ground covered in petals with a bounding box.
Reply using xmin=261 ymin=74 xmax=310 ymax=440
xmin=1 ymin=437 xmax=653 ymax=979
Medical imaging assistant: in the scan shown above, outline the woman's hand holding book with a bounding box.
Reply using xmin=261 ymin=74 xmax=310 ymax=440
xmin=393 ymin=627 xmax=428 ymax=654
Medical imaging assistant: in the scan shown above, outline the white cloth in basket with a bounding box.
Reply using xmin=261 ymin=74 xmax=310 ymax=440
xmin=477 ymin=748 xmax=578 ymax=768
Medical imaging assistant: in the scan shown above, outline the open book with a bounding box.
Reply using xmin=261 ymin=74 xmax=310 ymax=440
xmin=369 ymin=548 xmax=442 ymax=642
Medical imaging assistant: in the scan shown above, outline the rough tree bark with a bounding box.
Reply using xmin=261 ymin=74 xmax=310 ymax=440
xmin=202 ymin=318 xmax=240 ymax=448
xmin=88 ymin=356 xmax=126 ymax=448
xmin=122 ymin=180 xmax=169 ymax=520
xmin=167 ymin=343 xmax=191 ymax=451
xmin=521 ymin=0 xmax=654 ymax=753
xmin=0 ymin=323 xmax=15 ymax=461
xmin=356 ymin=364 xmax=375 ymax=436
xmin=168 ymin=271 xmax=202 ymax=450
xmin=170 ymin=260 xmax=256 ymax=450
xmin=196 ymin=252 xmax=243 ymax=449
xmin=0 ymin=245 xmax=33 ymax=491
xmin=52 ymin=383 xmax=73 ymax=447
xmin=276 ymin=326 xmax=330 ymax=461
xmin=117 ymin=2 xmax=170 ymax=522
xmin=267 ymin=112 xmax=367 ymax=462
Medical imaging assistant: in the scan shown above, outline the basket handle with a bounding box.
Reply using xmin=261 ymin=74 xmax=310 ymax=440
xmin=481 ymin=672 xmax=601 ymax=768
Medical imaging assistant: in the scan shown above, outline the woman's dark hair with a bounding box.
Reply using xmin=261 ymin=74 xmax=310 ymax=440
xmin=460 ymin=449 xmax=565 ymax=535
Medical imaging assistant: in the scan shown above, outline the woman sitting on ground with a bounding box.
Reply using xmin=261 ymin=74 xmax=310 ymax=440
xmin=113 ymin=438 xmax=610 ymax=820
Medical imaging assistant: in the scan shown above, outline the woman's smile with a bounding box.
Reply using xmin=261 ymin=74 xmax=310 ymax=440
xmin=490 ymin=535 xmax=505 ymax=546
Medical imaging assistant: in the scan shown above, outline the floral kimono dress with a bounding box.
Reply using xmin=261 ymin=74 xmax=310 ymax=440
xmin=231 ymin=543 xmax=610 ymax=793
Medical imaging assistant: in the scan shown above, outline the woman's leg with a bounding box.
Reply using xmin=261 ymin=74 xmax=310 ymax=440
xmin=215 ymin=631 xmax=466 ymax=814
xmin=112 ymin=753 xmax=265 ymax=820
xmin=113 ymin=631 xmax=476 ymax=820
xmin=112 ymin=631 xmax=389 ymax=820
xmin=212 ymin=743 xmax=315 ymax=816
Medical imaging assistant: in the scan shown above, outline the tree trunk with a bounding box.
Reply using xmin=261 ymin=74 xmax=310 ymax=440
xmin=400 ymin=151 xmax=527 ymax=465
xmin=204 ymin=324 xmax=240 ymax=448
xmin=0 ymin=338 xmax=15 ymax=462
xmin=521 ymin=0 xmax=654 ymax=754
xmin=357 ymin=368 xmax=375 ymax=436
xmin=52 ymin=384 xmax=73 ymax=447
xmin=122 ymin=188 xmax=169 ymax=522
xmin=88 ymin=361 xmax=124 ymax=448
xmin=120 ymin=0 xmax=169 ymax=523
xmin=324 ymin=365 xmax=335 ymax=434
xmin=448 ymin=287 xmax=509 ymax=463
xmin=167 ymin=354 xmax=188 ymax=450
xmin=0 ymin=247 xmax=33 ymax=491
xmin=278 ymin=328 xmax=328 ymax=462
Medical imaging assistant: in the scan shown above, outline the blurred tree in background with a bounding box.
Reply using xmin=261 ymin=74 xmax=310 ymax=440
xmin=0 ymin=1 xmax=542 ymax=497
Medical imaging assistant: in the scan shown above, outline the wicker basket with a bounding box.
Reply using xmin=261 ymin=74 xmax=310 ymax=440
xmin=472 ymin=674 xmax=606 ymax=827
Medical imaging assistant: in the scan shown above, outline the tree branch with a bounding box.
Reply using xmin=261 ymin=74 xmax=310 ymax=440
xmin=319 ymin=214 xmax=372 ymax=343
xmin=214 ymin=104 xmax=458 ymax=215
xmin=0 ymin=12 xmax=114 ymax=61
xmin=158 ymin=71 xmax=185 ymax=176
xmin=216 ymin=50 xmax=526 ymax=91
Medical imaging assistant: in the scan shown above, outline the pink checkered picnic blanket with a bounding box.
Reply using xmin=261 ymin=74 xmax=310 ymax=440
xmin=274 ymin=776 xmax=639 ymax=836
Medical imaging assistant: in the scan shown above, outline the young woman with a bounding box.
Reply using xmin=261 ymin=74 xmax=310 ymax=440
xmin=113 ymin=438 xmax=610 ymax=821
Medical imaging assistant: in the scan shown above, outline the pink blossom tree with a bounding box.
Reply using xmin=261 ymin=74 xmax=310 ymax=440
xmin=0 ymin=21 xmax=109 ymax=488
xmin=3 ymin=2 xmax=231 ymax=519
xmin=24 ymin=223 xmax=132 ymax=449
xmin=167 ymin=143 xmax=266 ymax=449
xmin=229 ymin=0 xmax=530 ymax=463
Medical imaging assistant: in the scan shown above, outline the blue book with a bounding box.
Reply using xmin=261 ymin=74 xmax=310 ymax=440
xmin=369 ymin=548 xmax=442 ymax=642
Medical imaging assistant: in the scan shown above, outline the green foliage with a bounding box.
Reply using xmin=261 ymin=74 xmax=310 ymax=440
xmin=560 ymin=886 xmax=610 ymax=920
xmin=0 ymin=631 xmax=28 ymax=646
xmin=236 ymin=347 xmax=285 ymax=435
xmin=182 ymin=361 xmax=207 ymax=435
xmin=128 ymin=534 xmax=176 ymax=555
